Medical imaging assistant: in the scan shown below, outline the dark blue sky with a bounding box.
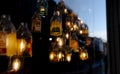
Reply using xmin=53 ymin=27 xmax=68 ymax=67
xmin=54 ymin=0 xmax=107 ymax=42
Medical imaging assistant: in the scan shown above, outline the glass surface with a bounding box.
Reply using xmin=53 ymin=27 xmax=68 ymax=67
xmin=53 ymin=0 xmax=107 ymax=74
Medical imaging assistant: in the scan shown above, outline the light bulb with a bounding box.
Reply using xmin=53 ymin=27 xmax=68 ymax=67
xmin=49 ymin=52 xmax=55 ymax=61
xmin=66 ymin=54 xmax=71 ymax=62
xmin=80 ymin=51 xmax=88 ymax=61
xmin=49 ymin=38 xmax=52 ymax=41
xmin=12 ymin=58 xmax=21 ymax=71
xmin=64 ymin=8 xmax=67 ymax=13
xmin=20 ymin=39 xmax=26 ymax=52
xmin=73 ymin=24 xmax=78 ymax=30
xmin=57 ymin=37 xmax=63 ymax=47
xmin=66 ymin=21 xmax=70 ymax=27
xmin=57 ymin=52 xmax=63 ymax=59
xmin=79 ymin=30 xmax=83 ymax=34
xmin=81 ymin=20 xmax=84 ymax=24
xmin=65 ymin=33 xmax=69 ymax=39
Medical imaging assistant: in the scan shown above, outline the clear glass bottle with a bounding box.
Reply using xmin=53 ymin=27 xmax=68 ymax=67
xmin=17 ymin=22 xmax=32 ymax=57
xmin=0 ymin=14 xmax=17 ymax=56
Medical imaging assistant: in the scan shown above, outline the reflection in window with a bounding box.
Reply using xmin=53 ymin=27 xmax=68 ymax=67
xmin=53 ymin=0 xmax=107 ymax=74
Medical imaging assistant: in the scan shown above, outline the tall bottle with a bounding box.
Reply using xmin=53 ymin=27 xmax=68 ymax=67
xmin=17 ymin=22 xmax=32 ymax=57
xmin=0 ymin=14 xmax=17 ymax=56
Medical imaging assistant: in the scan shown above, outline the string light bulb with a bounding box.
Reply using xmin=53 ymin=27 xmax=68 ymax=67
xmin=65 ymin=33 xmax=69 ymax=39
xmin=49 ymin=51 xmax=56 ymax=61
xmin=66 ymin=54 xmax=72 ymax=62
xmin=12 ymin=58 xmax=21 ymax=71
xmin=79 ymin=50 xmax=89 ymax=61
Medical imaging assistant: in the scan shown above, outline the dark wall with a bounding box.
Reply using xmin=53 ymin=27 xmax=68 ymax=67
xmin=106 ymin=0 xmax=120 ymax=74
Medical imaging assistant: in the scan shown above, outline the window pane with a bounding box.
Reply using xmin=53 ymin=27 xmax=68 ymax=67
xmin=53 ymin=0 xmax=107 ymax=74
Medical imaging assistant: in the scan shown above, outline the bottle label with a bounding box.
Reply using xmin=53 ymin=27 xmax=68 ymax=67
xmin=32 ymin=18 xmax=41 ymax=32
xmin=50 ymin=20 xmax=62 ymax=36
xmin=0 ymin=31 xmax=7 ymax=55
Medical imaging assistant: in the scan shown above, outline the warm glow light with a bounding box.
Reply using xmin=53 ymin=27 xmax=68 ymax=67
xmin=17 ymin=39 xmax=26 ymax=55
xmin=73 ymin=24 xmax=78 ymax=30
xmin=56 ymin=37 xmax=60 ymax=42
xmin=79 ymin=30 xmax=83 ymax=34
xmin=12 ymin=58 xmax=21 ymax=71
xmin=6 ymin=33 xmax=17 ymax=56
xmin=66 ymin=21 xmax=70 ymax=27
xmin=57 ymin=52 xmax=63 ymax=59
xmin=49 ymin=52 xmax=55 ymax=60
xmin=58 ymin=39 xmax=63 ymax=47
xmin=71 ymin=28 xmax=74 ymax=31
xmin=57 ymin=37 xmax=63 ymax=47
xmin=20 ymin=40 xmax=25 ymax=52
xmin=66 ymin=54 xmax=71 ymax=62
xmin=64 ymin=8 xmax=67 ymax=13
xmin=80 ymin=52 xmax=88 ymax=61
xmin=65 ymin=33 xmax=69 ymax=39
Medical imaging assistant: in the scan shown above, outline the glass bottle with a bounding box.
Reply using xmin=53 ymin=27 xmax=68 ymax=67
xmin=50 ymin=10 xmax=62 ymax=36
xmin=0 ymin=14 xmax=17 ymax=56
xmin=0 ymin=15 xmax=6 ymax=55
xmin=31 ymin=12 xmax=42 ymax=33
xmin=17 ymin=22 xmax=32 ymax=57
xmin=36 ymin=0 xmax=48 ymax=18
